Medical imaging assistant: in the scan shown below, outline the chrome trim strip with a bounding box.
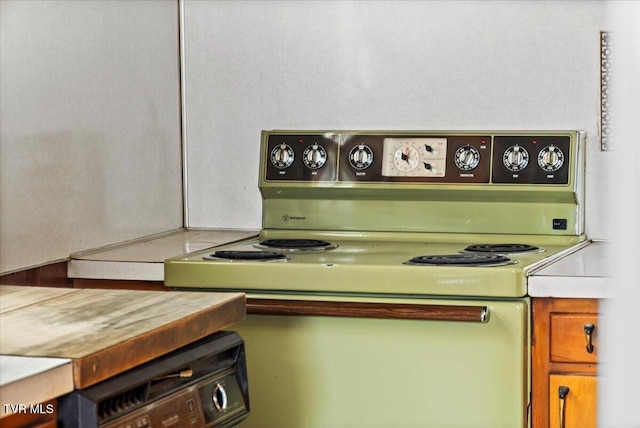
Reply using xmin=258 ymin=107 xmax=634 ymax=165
xmin=178 ymin=0 xmax=189 ymax=227
xmin=575 ymin=131 xmax=587 ymax=235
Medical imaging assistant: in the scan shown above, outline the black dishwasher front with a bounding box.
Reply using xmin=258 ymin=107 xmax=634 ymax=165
xmin=58 ymin=331 xmax=249 ymax=428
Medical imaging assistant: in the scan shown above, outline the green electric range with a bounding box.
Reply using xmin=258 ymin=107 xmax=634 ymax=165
xmin=165 ymin=130 xmax=587 ymax=428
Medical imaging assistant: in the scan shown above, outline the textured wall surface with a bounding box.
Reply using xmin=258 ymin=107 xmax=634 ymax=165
xmin=0 ymin=0 xmax=183 ymax=273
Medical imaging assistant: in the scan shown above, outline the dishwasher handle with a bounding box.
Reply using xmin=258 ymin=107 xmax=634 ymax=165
xmin=247 ymin=299 xmax=489 ymax=323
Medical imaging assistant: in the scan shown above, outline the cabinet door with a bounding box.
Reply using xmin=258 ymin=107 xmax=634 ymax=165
xmin=550 ymin=314 xmax=598 ymax=364
xmin=549 ymin=374 xmax=597 ymax=428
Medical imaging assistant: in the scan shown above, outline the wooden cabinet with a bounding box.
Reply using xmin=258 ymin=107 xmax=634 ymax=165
xmin=548 ymin=374 xmax=596 ymax=428
xmin=532 ymin=298 xmax=599 ymax=428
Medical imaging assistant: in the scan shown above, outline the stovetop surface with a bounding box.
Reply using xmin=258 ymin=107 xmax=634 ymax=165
xmin=165 ymin=231 xmax=587 ymax=298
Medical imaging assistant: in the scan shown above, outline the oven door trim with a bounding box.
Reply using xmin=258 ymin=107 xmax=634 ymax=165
xmin=247 ymin=298 xmax=489 ymax=323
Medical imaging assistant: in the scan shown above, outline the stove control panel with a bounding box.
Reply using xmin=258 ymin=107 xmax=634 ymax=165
xmin=265 ymin=134 xmax=338 ymax=182
xmin=338 ymin=134 xmax=491 ymax=183
xmin=491 ymin=135 xmax=570 ymax=184
xmin=263 ymin=132 xmax=575 ymax=185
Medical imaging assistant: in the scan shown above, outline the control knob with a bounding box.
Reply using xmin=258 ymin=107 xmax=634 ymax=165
xmin=424 ymin=144 xmax=436 ymax=154
xmin=348 ymin=145 xmax=374 ymax=170
xmin=303 ymin=143 xmax=327 ymax=169
xmin=454 ymin=145 xmax=480 ymax=171
xmin=537 ymin=145 xmax=565 ymax=172
xmin=270 ymin=143 xmax=295 ymax=169
xmin=503 ymin=145 xmax=529 ymax=172
xmin=213 ymin=383 xmax=228 ymax=412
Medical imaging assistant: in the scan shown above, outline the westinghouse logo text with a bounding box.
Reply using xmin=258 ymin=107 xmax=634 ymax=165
xmin=3 ymin=403 xmax=55 ymax=415
xmin=282 ymin=214 xmax=306 ymax=222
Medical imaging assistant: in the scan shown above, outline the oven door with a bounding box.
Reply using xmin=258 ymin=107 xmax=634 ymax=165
xmin=236 ymin=295 xmax=529 ymax=428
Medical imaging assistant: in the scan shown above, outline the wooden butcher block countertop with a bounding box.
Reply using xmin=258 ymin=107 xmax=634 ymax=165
xmin=0 ymin=285 xmax=245 ymax=389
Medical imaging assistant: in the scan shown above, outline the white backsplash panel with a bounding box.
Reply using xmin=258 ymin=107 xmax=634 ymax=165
xmin=182 ymin=1 xmax=611 ymax=239
xmin=0 ymin=0 xmax=183 ymax=273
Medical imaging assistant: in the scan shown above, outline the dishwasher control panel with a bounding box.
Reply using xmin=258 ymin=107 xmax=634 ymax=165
xmin=58 ymin=331 xmax=250 ymax=428
xmin=101 ymin=368 xmax=247 ymax=428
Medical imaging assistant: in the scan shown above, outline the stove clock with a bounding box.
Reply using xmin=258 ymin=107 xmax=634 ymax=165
xmin=393 ymin=145 xmax=420 ymax=172
xmin=381 ymin=137 xmax=447 ymax=177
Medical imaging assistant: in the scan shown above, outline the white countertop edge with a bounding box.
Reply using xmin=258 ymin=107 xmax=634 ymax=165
xmin=524 ymin=239 xmax=592 ymax=276
xmin=69 ymin=228 xmax=186 ymax=258
xmin=0 ymin=356 xmax=73 ymax=418
xmin=67 ymin=259 xmax=164 ymax=281
xmin=528 ymin=276 xmax=612 ymax=298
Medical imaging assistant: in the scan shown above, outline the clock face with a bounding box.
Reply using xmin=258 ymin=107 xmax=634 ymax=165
xmin=381 ymin=137 xmax=447 ymax=177
xmin=393 ymin=146 xmax=420 ymax=172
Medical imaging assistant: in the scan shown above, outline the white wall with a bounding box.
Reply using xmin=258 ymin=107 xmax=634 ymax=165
xmin=0 ymin=0 xmax=613 ymax=274
xmin=0 ymin=0 xmax=183 ymax=273
xmin=599 ymin=2 xmax=640 ymax=425
xmin=183 ymin=0 xmax=612 ymax=239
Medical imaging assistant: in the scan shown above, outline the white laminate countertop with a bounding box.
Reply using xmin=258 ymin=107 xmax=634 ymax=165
xmin=0 ymin=355 xmax=73 ymax=418
xmin=67 ymin=228 xmax=258 ymax=281
xmin=528 ymin=240 xmax=611 ymax=298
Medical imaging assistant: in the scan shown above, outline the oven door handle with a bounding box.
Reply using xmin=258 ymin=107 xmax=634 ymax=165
xmin=246 ymin=299 xmax=489 ymax=323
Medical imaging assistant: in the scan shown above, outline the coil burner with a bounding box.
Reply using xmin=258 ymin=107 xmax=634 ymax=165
xmin=405 ymin=253 xmax=515 ymax=267
xmin=255 ymin=239 xmax=337 ymax=251
xmin=464 ymin=244 xmax=543 ymax=254
xmin=204 ymin=250 xmax=287 ymax=261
